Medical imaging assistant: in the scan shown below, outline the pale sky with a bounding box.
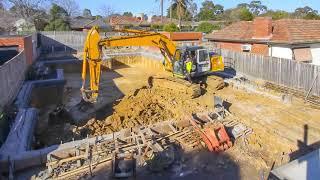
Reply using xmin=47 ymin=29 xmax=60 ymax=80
xmin=77 ymin=0 xmax=320 ymax=16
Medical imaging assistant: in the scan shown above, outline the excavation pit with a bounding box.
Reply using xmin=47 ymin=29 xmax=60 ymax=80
xmin=1 ymin=54 xmax=320 ymax=179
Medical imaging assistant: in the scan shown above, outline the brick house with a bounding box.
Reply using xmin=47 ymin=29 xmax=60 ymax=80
xmin=70 ymin=17 xmax=112 ymax=31
xmin=109 ymin=16 xmax=147 ymax=30
xmin=206 ymin=17 xmax=320 ymax=65
xmin=0 ymin=35 xmax=34 ymax=65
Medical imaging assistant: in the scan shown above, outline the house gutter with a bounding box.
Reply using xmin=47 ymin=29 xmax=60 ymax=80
xmin=206 ymin=38 xmax=320 ymax=46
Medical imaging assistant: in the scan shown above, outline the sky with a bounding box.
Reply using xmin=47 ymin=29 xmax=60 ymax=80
xmin=78 ymin=0 xmax=320 ymax=16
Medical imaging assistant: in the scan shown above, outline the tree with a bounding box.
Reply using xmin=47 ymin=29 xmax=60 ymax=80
xmin=0 ymin=8 xmax=16 ymax=32
xmin=163 ymin=22 xmax=179 ymax=32
xmin=196 ymin=22 xmax=220 ymax=33
xmin=248 ymin=1 xmax=267 ymax=15
xmin=198 ymin=0 xmax=224 ymax=21
xmin=189 ymin=2 xmax=197 ymax=21
xmin=95 ymin=15 xmax=103 ymax=19
xmin=123 ymin=12 xmax=133 ymax=17
xmin=166 ymin=0 xmax=192 ymax=27
xmin=44 ymin=3 xmax=70 ymax=31
xmin=304 ymin=12 xmax=320 ymax=20
xmin=223 ymin=6 xmax=254 ymax=23
xmin=7 ymin=0 xmax=49 ymax=19
xmin=261 ymin=10 xmax=289 ymax=20
xmin=237 ymin=3 xmax=249 ymax=9
xmin=52 ymin=0 xmax=80 ymax=16
xmin=98 ymin=4 xmax=114 ymax=18
xmin=155 ymin=0 xmax=164 ymax=22
xmin=293 ymin=6 xmax=319 ymax=19
xmin=83 ymin=8 xmax=92 ymax=18
xmin=151 ymin=24 xmax=163 ymax=31
xmin=239 ymin=7 xmax=254 ymax=21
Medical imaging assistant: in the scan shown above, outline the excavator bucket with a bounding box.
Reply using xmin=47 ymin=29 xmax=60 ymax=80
xmin=210 ymin=56 xmax=224 ymax=72
xmin=189 ymin=117 xmax=232 ymax=152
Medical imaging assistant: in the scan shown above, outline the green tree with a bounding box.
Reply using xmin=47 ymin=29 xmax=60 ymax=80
xmin=95 ymin=15 xmax=103 ymax=19
xmin=155 ymin=0 xmax=164 ymax=22
xmin=163 ymin=22 xmax=179 ymax=32
xmin=248 ymin=1 xmax=267 ymax=15
xmin=304 ymin=12 xmax=320 ymax=20
xmin=198 ymin=0 xmax=224 ymax=21
xmin=167 ymin=3 xmax=190 ymax=20
xmin=261 ymin=10 xmax=289 ymax=20
xmin=44 ymin=3 xmax=70 ymax=31
xmin=293 ymin=6 xmax=320 ymax=19
xmin=123 ymin=12 xmax=133 ymax=17
xmin=83 ymin=8 xmax=92 ymax=18
xmin=166 ymin=0 xmax=192 ymax=28
xmin=196 ymin=22 xmax=220 ymax=33
xmin=239 ymin=7 xmax=254 ymax=21
xmin=151 ymin=24 xmax=163 ymax=31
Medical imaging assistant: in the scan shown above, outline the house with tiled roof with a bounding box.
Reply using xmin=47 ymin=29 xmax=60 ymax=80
xmin=109 ymin=15 xmax=148 ymax=29
xmin=206 ymin=17 xmax=320 ymax=65
xmin=70 ymin=17 xmax=112 ymax=31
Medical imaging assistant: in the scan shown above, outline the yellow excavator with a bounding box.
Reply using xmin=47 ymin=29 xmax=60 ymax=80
xmin=81 ymin=26 xmax=224 ymax=103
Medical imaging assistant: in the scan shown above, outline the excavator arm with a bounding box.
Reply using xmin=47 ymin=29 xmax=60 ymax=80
xmin=81 ymin=26 xmax=179 ymax=103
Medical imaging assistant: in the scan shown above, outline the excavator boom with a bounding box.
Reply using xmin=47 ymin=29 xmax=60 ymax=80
xmin=81 ymin=26 xmax=179 ymax=103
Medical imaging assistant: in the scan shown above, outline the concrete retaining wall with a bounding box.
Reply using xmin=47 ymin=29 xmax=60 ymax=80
xmin=0 ymin=69 xmax=66 ymax=173
xmin=103 ymin=52 xmax=165 ymax=71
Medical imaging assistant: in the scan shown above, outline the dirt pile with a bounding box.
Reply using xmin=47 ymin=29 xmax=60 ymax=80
xmin=79 ymin=82 xmax=207 ymax=136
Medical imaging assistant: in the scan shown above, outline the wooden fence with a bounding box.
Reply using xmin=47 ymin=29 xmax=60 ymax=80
xmin=221 ymin=49 xmax=320 ymax=96
xmin=0 ymin=51 xmax=27 ymax=108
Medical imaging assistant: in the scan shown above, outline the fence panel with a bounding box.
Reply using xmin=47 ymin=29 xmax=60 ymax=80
xmin=221 ymin=49 xmax=320 ymax=97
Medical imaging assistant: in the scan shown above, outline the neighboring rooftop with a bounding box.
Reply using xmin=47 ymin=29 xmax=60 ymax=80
xmin=206 ymin=18 xmax=320 ymax=44
xmin=109 ymin=16 xmax=144 ymax=26
xmin=70 ymin=17 xmax=111 ymax=31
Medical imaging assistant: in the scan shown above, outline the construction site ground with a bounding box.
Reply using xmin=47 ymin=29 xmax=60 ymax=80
xmin=33 ymin=61 xmax=320 ymax=179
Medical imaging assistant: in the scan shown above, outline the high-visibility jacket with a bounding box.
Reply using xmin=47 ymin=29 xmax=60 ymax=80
xmin=186 ymin=61 xmax=192 ymax=73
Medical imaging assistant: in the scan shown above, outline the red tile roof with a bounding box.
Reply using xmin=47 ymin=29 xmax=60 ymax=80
xmin=206 ymin=19 xmax=320 ymax=44
xmin=109 ymin=16 xmax=143 ymax=26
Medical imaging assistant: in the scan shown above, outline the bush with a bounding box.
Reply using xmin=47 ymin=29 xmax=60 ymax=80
xmin=196 ymin=22 xmax=221 ymax=33
xmin=163 ymin=23 xmax=179 ymax=32
xmin=151 ymin=24 xmax=164 ymax=31
xmin=239 ymin=8 xmax=254 ymax=21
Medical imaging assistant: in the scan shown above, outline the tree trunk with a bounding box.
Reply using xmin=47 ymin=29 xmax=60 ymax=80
xmin=160 ymin=0 xmax=163 ymax=23
xmin=170 ymin=0 xmax=173 ymax=22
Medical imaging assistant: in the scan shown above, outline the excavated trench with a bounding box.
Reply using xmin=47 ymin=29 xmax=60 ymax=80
xmin=32 ymin=55 xmax=225 ymax=147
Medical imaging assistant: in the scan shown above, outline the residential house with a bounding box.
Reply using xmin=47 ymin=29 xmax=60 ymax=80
xmin=206 ymin=17 xmax=320 ymax=65
xmin=70 ymin=17 xmax=112 ymax=31
xmin=0 ymin=35 xmax=35 ymax=65
xmin=161 ymin=32 xmax=202 ymax=46
xmin=109 ymin=15 xmax=147 ymax=30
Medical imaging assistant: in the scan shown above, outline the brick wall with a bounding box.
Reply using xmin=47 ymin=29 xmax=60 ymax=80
xmin=215 ymin=42 xmax=269 ymax=56
xmin=216 ymin=42 xmax=243 ymax=52
xmin=252 ymin=44 xmax=269 ymax=56
xmin=23 ymin=36 xmax=33 ymax=65
xmin=0 ymin=35 xmax=33 ymax=65
xmin=161 ymin=32 xmax=202 ymax=44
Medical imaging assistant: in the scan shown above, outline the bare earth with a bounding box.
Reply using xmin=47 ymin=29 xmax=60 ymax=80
xmin=35 ymin=63 xmax=320 ymax=179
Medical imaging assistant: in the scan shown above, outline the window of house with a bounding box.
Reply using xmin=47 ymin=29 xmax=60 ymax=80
xmin=241 ymin=44 xmax=252 ymax=52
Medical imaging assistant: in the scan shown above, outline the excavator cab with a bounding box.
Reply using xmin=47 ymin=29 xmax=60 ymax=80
xmin=172 ymin=46 xmax=224 ymax=79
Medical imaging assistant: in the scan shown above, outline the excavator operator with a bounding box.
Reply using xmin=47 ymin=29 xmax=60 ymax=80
xmin=185 ymin=54 xmax=193 ymax=82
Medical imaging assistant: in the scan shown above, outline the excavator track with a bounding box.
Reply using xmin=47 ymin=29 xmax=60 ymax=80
xmin=149 ymin=76 xmax=202 ymax=99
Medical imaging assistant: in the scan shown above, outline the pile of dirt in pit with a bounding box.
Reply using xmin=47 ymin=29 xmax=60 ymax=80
xmin=77 ymin=84 xmax=206 ymax=136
